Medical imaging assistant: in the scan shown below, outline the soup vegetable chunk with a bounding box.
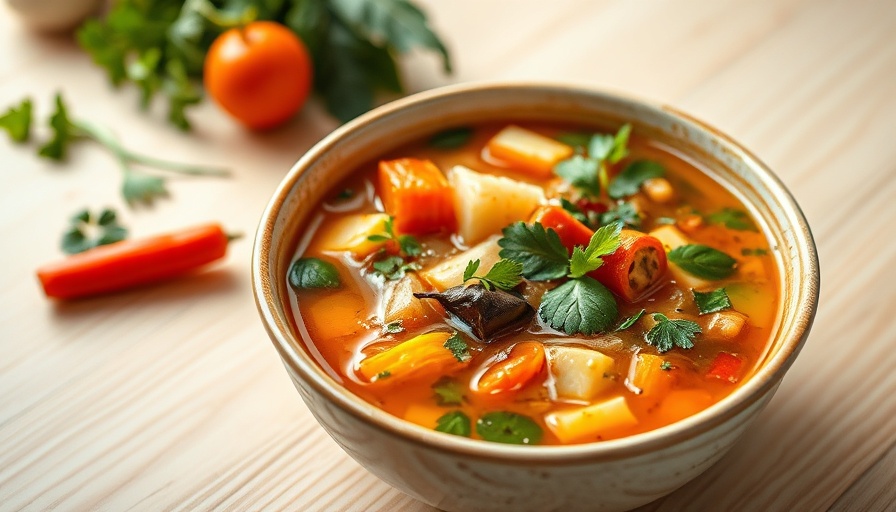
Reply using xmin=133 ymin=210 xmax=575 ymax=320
xmin=288 ymin=122 xmax=779 ymax=446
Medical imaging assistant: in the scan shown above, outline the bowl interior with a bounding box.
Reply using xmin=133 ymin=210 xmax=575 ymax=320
xmin=253 ymin=82 xmax=819 ymax=459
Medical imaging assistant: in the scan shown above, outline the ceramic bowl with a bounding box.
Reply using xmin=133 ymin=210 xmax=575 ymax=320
xmin=252 ymin=82 xmax=819 ymax=512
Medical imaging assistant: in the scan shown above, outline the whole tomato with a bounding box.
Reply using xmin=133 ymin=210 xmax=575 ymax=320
xmin=204 ymin=21 xmax=312 ymax=130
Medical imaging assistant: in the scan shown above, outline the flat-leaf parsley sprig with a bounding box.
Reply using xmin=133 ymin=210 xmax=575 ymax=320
xmin=463 ymin=258 xmax=524 ymax=291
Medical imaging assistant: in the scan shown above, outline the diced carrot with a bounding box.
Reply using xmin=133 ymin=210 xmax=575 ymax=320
xmin=358 ymin=332 xmax=469 ymax=384
xmin=474 ymin=342 xmax=545 ymax=395
xmin=706 ymin=352 xmax=743 ymax=383
xmin=589 ymin=230 xmax=668 ymax=302
xmin=486 ymin=125 xmax=574 ymax=178
xmin=654 ymin=389 xmax=714 ymax=425
xmin=530 ymin=206 xmax=593 ymax=254
xmin=378 ymin=158 xmax=456 ymax=235
xmin=629 ymin=353 xmax=673 ymax=398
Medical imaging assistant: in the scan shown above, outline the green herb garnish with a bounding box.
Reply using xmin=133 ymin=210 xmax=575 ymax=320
xmin=554 ymin=155 xmax=601 ymax=198
xmin=692 ymin=288 xmax=732 ymax=315
xmin=539 ymin=277 xmax=618 ymax=335
xmin=660 ymin=361 xmax=673 ymax=371
xmin=553 ymin=124 xmax=631 ymax=197
xmin=429 ymin=127 xmax=473 ymax=149
xmin=476 ymin=411 xmax=543 ymax=445
xmin=568 ymin=222 xmax=622 ymax=278
xmin=368 ymin=216 xmax=422 ymax=257
xmin=668 ymin=244 xmax=737 ymax=280
xmin=555 ymin=132 xmax=591 ymax=149
xmin=375 ymin=370 xmax=392 ymax=380
xmin=0 ymin=98 xmax=32 ymax=142
xmin=463 ymin=258 xmax=524 ymax=291
xmin=608 ymin=160 xmax=665 ymax=199
xmin=432 ymin=377 xmax=465 ymax=406
xmin=289 ymin=257 xmax=342 ymax=290
xmin=645 ymin=313 xmax=702 ymax=353
xmin=435 ymin=411 xmax=471 ymax=437
xmin=588 ymin=123 xmax=631 ymax=164
xmin=61 ymin=208 xmax=128 ymax=255
xmin=383 ymin=320 xmax=404 ymax=334
xmin=371 ymin=255 xmax=421 ymax=280
xmin=498 ymin=222 xmax=570 ymax=280
xmin=615 ymin=309 xmax=646 ymax=332
xmin=443 ymin=332 xmax=470 ymax=363
xmin=707 ymin=208 xmax=757 ymax=231
xmin=599 ymin=202 xmax=641 ymax=229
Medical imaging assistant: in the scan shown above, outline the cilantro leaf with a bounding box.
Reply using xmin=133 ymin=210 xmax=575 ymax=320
xmin=429 ymin=127 xmax=473 ymax=149
xmin=122 ymin=170 xmax=169 ymax=206
xmin=555 ymin=132 xmax=590 ymax=149
xmin=432 ymin=377 xmax=465 ymax=406
xmin=599 ymin=202 xmax=641 ymax=229
xmin=464 ymin=258 xmax=524 ymax=291
xmin=38 ymin=93 xmax=78 ymax=161
xmin=539 ymin=277 xmax=618 ymax=335
xmin=60 ymin=208 xmax=128 ymax=255
xmin=660 ymin=361 xmax=673 ymax=371
xmin=554 ymin=155 xmax=600 ymax=198
xmin=369 ymin=216 xmax=422 ymax=257
xmin=0 ymin=98 xmax=32 ymax=142
xmin=435 ymin=411 xmax=471 ymax=437
xmin=476 ymin=411 xmax=543 ymax=445
xmin=498 ymin=222 xmax=570 ymax=281
xmin=383 ymin=320 xmax=404 ymax=334
xmin=375 ymin=370 xmax=391 ymax=380
xmin=372 ymin=255 xmax=420 ymax=280
xmin=398 ymin=234 xmax=422 ymax=257
xmin=615 ymin=309 xmax=646 ymax=331
xmin=568 ymin=222 xmax=622 ymax=278
xmin=692 ymin=288 xmax=732 ymax=315
xmin=645 ymin=313 xmax=702 ymax=353
xmin=608 ymin=160 xmax=665 ymax=199
xmin=289 ymin=257 xmax=342 ymax=290
xmin=707 ymin=208 xmax=758 ymax=231
xmin=668 ymin=244 xmax=737 ymax=280
xmin=607 ymin=123 xmax=632 ymax=164
xmin=443 ymin=332 xmax=470 ymax=362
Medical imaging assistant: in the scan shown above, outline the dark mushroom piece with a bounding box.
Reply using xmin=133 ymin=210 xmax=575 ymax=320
xmin=414 ymin=284 xmax=535 ymax=343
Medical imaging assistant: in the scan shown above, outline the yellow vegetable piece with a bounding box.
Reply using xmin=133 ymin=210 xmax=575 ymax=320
xmin=629 ymin=353 xmax=673 ymax=398
xmin=420 ymin=235 xmax=501 ymax=291
xmin=358 ymin=332 xmax=468 ymax=384
xmin=545 ymin=396 xmax=639 ymax=443
xmin=486 ymin=125 xmax=574 ymax=178
xmin=316 ymin=213 xmax=390 ymax=257
xmin=546 ymin=345 xmax=616 ymax=401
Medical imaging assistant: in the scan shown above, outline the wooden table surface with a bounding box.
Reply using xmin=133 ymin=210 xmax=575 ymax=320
xmin=2 ymin=0 xmax=895 ymax=510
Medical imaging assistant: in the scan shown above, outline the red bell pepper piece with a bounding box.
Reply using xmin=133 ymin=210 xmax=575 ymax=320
xmin=706 ymin=352 xmax=743 ymax=383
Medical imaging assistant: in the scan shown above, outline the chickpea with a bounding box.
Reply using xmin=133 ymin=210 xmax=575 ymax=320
xmin=643 ymin=177 xmax=674 ymax=203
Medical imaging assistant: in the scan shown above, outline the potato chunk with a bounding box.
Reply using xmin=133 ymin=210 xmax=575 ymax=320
xmin=381 ymin=274 xmax=440 ymax=329
xmin=486 ymin=125 xmax=574 ymax=178
xmin=419 ymin=235 xmax=501 ymax=291
xmin=546 ymin=345 xmax=616 ymax=401
xmin=316 ymin=213 xmax=390 ymax=257
xmin=448 ymin=165 xmax=545 ymax=245
xmin=648 ymin=225 xmax=712 ymax=289
xmin=545 ymin=396 xmax=638 ymax=443
xmin=703 ymin=310 xmax=749 ymax=341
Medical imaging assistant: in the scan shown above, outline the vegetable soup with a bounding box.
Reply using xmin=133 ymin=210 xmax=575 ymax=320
xmin=287 ymin=122 xmax=779 ymax=446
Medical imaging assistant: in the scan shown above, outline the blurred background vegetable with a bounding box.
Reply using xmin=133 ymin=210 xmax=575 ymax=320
xmin=76 ymin=0 xmax=452 ymax=129
xmin=4 ymin=0 xmax=102 ymax=32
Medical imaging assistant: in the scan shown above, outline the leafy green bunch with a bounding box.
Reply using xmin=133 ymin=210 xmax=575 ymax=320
xmin=77 ymin=0 xmax=451 ymax=129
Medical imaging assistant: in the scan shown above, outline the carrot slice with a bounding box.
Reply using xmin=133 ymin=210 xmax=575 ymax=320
xmin=588 ymin=230 xmax=668 ymax=302
xmin=529 ymin=206 xmax=593 ymax=254
xmin=378 ymin=158 xmax=456 ymax=235
xmin=474 ymin=341 xmax=545 ymax=395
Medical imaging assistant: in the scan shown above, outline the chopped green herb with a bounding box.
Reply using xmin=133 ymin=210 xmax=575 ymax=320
xmin=554 ymin=155 xmax=601 ymax=198
xmin=443 ymin=332 xmax=470 ymax=362
xmin=289 ymin=258 xmax=342 ymax=290
xmin=375 ymin=370 xmax=392 ymax=380
xmin=60 ymin=208 xmax=128 ymax=255
xmin=615 ymin=309 xmax=646 ymax=331
xmin=668 ymin=244 xmax=737 ymax=280
xmin=432 ymin=377 xmax=465 ymax=406
xmin=741 ymin=248 xmax=769 ymax=256
xmin=429 ymin=127 xmax=473 ymax=149
xmin=645 ymin=313 xmax=702 ymax=353
xmin=435 ymin=411 xmax=471 ymax=437
xmin=371 ymin=255 xmax=420 ymax=280
xmin=0 ymin=98 xmax=32 ymax=142
xmin=692 ymin=288 xmax=732 ymax=315
xmin=707 ymin=208 xmax=757 ymax=231
xmin=498 ymin=222 xmax=570 ymax=281
xmin=555 ymin=132 xmax=591 ymax=149
xmin=588 ymin=123 xmax=631 ymax=163
xmin=599 ymin=202 xmax=641 ymax=229
xmin=368 ymin=216 xmax=422 ymax=257
xmin=608 ymin=160 xmax=665 ymax=199
xmin=476 ymin=411 xmax=543 ymax=445
xmin=660 ymin=361 xmax=673 ymax=371
xmin=568 ymin=222 xmax=622 ymax=278
xmin=38 ymin=93 xmax=76 ymax=160
xmin=383 ymin=320 xmax=404 ymax=334
xmin=463 ymin=258 xmax=524 ymax=292
xmin=539 ymin=276 xmax=618 ymax=335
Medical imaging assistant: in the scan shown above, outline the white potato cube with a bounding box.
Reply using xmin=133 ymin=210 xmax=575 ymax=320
xmin=420 ymin=235 xmax=501 ymax=291
xmin=546 ymin=345 xmax=616 ymax=401
xmin=448 ymin=165 xmax=545 ymax=245
xmin=648 ymin=225 xmax=712 ymax=289
xmin=545 ymin=396 xmax=639 ymax=443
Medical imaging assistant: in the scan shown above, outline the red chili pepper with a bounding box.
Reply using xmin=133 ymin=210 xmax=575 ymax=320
xmin=706 ymin=352 xmax=743 ymax=383
xmin=588 ymin=229 xmax=668 ymax=302
xmin=37 ymin=223 xmax=232 ymax=300
xmin=530 ymin=206 xmax=592 ymax=254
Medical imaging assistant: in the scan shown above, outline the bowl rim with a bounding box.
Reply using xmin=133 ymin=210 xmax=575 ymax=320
xmin=252 ymin=81 xmax=820 ymax=463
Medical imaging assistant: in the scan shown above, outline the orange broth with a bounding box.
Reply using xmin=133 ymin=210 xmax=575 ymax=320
xmin=287 ymin=122 xmax=779 ymax=446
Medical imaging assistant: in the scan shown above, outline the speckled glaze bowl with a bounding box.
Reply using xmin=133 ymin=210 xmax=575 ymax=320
xmin=252 ymin=83 xmax=819 ymax=512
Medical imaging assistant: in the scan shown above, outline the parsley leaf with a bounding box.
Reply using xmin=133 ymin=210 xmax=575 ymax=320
xmin=707 ymin=208 xmax=757 ymax=231
xmin=692 ymin=288 xmax=732 ymax=315
xmin=568 ymin=222 xmax=622 ymax=278
xmin=289 ymin=257 xmax=342 ymax=290
xmin=555 ymin=132 xmax=591 ymax=149
xmin=554 ymin=155 xmax=600 ymax=197
xmin=38 ymin=93 xmax=78 ymax=161
xmin=383 ymin=320 xmax=404 ymax=334
xmin=608 ymin=160 xmax=665 ymax=199
xmin=539 ymin=276 xmax=618 ymax=335
xmin=476 ymin=411 xmax=543 ymax=445
xmin=498 ymin=222 xmax=570 ymax=281
xmin=429 ymin=127 xmax=473 ymax=149
xmin=615 ymin=309 xmax=646 ymax=331
xmin=599 ymin=202 xmax=641 ymax=229
xmin=60 ymin=208 xmax=128 ymax=255
xmin=368 ymin=216 xmax=422 ymax=257
xmin=463 ymin=258 xmax=524 ymax=291
xmin=432 ymin=377 xmax=465 ymax=406
xmin=443 ymin=332 xmax=470 ymax=362
xmin=668 ymin=244 xmax=737 ymax=280
xmin=660 ymin=361 xmax=673 ymax=371
xmin=0 ymin=98 xmax=32 ymax=142
xmin=645 ymin=313 xmax=701 ymax=353
xmin=589 ymin=123 xmax=631 ymax=163
xmin=435 ymin=411 xmax=471 ymax=437
xmin=372 ymin=255 xmax=420 ymax=280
